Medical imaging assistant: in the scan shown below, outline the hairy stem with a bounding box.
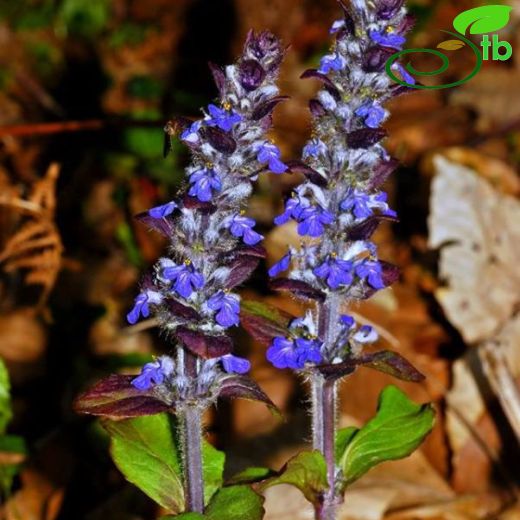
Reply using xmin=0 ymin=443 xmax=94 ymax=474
xmin=181 ymin=405 xmax=205 ymax=513
xmin=312 ymin=374 xmax=338 ymax=520
xmin=180 ymin=349 xmax=205 ymax=514
xmin=312 ymin=296 xmax=342 ymax=520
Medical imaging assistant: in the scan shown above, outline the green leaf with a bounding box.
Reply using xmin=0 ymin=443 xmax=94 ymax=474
xmin=205 ymin=486 xmax=264 ymax=520
xmin=335 ymin=427 xmax=357 ymax=464
xmin=0 ymin=434 xmax=27 ymax=495
xmin=0 ymin=359 xmax=12 ymax=434
xmin=103 ymin=414 xmax=225 ymax=513
xmin=258 ymin=450 xmax=328 ymax=505
xmin=453 ymin=5 xmax=512 ymax=35
xmin=227 ymin=466 xmax=274 ymax=485
xmin=104 ymin=414 xmax=184 ymax=513
xmin=437 ymin=39 xmax=466 ymax=50
xmin=58 ymin=0 xmax=109 ymax=38
xmin=161 ymin=515 xmax=204 ymax=520
xmin=202 ymin=440 xmax=225 ymax=504
xmin=338 ymin=386 xmax=435 ymax=489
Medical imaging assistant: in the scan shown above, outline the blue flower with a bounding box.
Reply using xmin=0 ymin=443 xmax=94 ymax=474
xmin=303 ymin=139 xmax=328 ymax=159
xmin=268 ymin=252 xmax=292 ymax=277
xmin=297 ymin=206 xmax=334 ymax=237
xmin=206 ymin=104 xmax=242 ymax=132
xmin=148 ymin=201 xmax=177 ymax=219
xmin=314 ymin=257 xmax=354 ymax=289
xmin=221 ymin=354 xmax=251 ymax=374
xmin=256 ymin=142 xmax=288 ymax=174
xmin=369 ymin=30 xmax=406 ymax=50
xmin=392 ymin=63 xmax=416 ymax=85
xmin=355 ymin=260 xmax=385 ymax=289
xmin=181 ymin=120 xmax=202 ymax=143
xmin=267 ymin=336 xmax=322 ymax=369
xmin=318 ymin=53 xmax=347 ymax=74
xmin=353 ymin=325 xmax=378 ymax=343
xmin=188 ymin=168 xmax=222 ymax=202
xmin=373 ymin=192 xmax=397 ymax=217
xmin=227 ymin=214 xmax=263 ymax=245
xmin=132 ymin=356 xmax=175 ymax=391
xmin=207 ymin=291 xmax=240 ymax=327
xmin=274 ymin=196 xmax=310 ymax=225
xmin=355 ymin=102 xmax=386 ymax=129
xmin=340 ymin=189 xmax=373 ymax=219
xmin=127 ymin=290 xmax=163 ymax=324
xmin=340 ymin=314 xmax=355 ymax=329
xmin=162 ymin=262 xmax=205 ymax=298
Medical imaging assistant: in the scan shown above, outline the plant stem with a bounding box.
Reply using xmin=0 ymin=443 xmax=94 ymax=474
xmin=312 ymin=296 xmax=341 ymax=520
xmin=181 ymin=404 xmax=205 ymax=513
xmin=180 ymin=349 xmax=205 ymax=514
xmin=312 ymin=374 xmax=338 ymax=520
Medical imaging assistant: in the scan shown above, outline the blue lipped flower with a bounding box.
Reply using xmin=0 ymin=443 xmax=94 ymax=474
xmin=318 ymin=52 xmax=347 ymax=74
xmin=355 ymin=101 xmax=386 ymax=129
xmin=373 ymin=192 xmax=397 ymax=217
xmin=227 ymin=214 xmax=263 ymax=245
xmin=297 ymin=206 xmax=334 ymax=237
xmin=188 ymin=167 xmax=222 ymax=202
xmin=221 ymin=354 xmax=251 ymax=374
xmin=148 ymin=201 xmax=177 ymax=219
xmin=303 ymin=139 xmax=328 ymax=159
xmin=392 ymin=62 xmax=416 ymax=85
xmin=369 ymin=29 xmax=406 ymax=49
xmin=340 ymin=314 xmax=355 ymax=329
xmin=256 ymin=142 xmax=288 ymax=174
xmin=267 ymin=336 xmax=322 ymax=369
xmin=314 ymin=257 xmax=354 ymax=289
xmin=207 ymin=291 xmax=240 ymax=327
xmin=206 ymin=104 xmax=242 ymax=132
xmin=127 ymin=290 xmax=163 ymax=324
xmin=132 ymin=356 xmax=175 ymax=390
xmin=181 ymin=120 xmax=202 ymax=143
xmin=268 ymin=252 xmax=292 ymax=277
xmin=162 ymin=261 xmax=205 ymax=298
xmin=355 ymin=259 xmax=385 ymax=289
xmin=274 ymin=196 xmax=310 ymax=225
xmin=340 ymin=189 xmax=373 ymax=219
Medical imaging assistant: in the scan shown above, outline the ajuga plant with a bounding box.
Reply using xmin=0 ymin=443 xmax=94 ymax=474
xmin=75 ymin=31 xmax=287 ymax=519
xmin=241 ymin=1 xmax=435 ymax=519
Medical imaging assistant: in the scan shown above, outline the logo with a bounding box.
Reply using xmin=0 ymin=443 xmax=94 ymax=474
xmin=386 ymin=5 xmax=513 ymax=90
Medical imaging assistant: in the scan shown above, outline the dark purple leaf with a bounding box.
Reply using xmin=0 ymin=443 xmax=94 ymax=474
xmin=176 ymin=326 xmax=233 ymax=359
xmin=347 ymin=128 xmax=387 ymax=149
xmin=208 ymin=61 xmax=226 ymax=95
xmin=201 ymin=127 xmax=237 ymax=154
xmin=368 ymin=159 xmax=399 ymax=189
xmin=300 ymin=69 xmax=340 ymax=100
xmin=309 ymin=99 xmax=327 ymax=118
xmin=270 ymin=278 xmax=325 ymax=302
xmin=135 ymin=211 xmax=174 ymax=236
xmin=391 ymin=84 xmax=416 ymax=97
xmin=235 ymin=244 xmax=266 ymax=259
xmin=319 ymin=350 xmax=424 ymax=382
xmin=74 ymin=375 xmax=169 ymax=419
xmin=239 ymin=59 xmax=266 ymax=92
xmin=219 ymin=375 xmax=280 ymax=415
xmin=363 ymin=46 xmax=396 ymax=72
xmin=247 ymin=30 xmax=283 ymax=62
xmin=182 ymin=194 xmax=215 ymax=212
xmin=240 ymin=300 xmax=293 ymax=345
xmin=252 ymin=96 xmax=289 ymax=120
xmin=398 ymin=13 xmax=416 ymax=34
xmin=165 ymin=298 xmax=201 ymax=322
xmin=285 ymin=160 xmax=327 ymax=187
xmin=347 ymin=215 xmax=398 ymax=241
xmin=225 ymin=254 xmax=260 ymax=289
xmin=362 ymin=350 xmax=425 ymax=382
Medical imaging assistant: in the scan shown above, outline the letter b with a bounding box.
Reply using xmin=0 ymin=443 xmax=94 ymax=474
xmin=492 ymin=34 xmax=513 ymax=61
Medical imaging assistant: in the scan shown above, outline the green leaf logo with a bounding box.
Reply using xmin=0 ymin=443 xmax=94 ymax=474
xmin=437 ymin=39 xmax=466 ymax=51
xmin=453 ymin=5 xmax=512 ymax=35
